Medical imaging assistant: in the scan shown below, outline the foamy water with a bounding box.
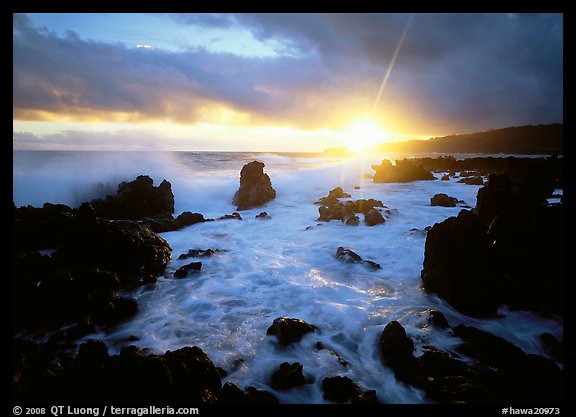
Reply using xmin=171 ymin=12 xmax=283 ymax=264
xmin=13 ymin=151 xmax=563 ymax=404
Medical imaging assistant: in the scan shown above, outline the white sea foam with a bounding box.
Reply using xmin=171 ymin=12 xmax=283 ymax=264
xmin=13 ymin=151 xmax=563 ymax=403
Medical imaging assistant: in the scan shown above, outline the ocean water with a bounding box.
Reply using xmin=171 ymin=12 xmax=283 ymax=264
xmin=13 ymin=151 xmax=563 ymax=404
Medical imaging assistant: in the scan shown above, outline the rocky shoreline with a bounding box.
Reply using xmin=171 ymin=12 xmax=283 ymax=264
xmin=13 ymin=156 xmax=563 ymax=404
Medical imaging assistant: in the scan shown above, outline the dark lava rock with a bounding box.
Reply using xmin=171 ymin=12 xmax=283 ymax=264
xmin=344 ymin=213 xmax=360 ymax=226
xmin=322 ymin=376 xmax=377 ymax=403
xmin=317 ymin=197 xmax=387 ymax=226
xmin=315 ymin=187 xmax=351 ymax=205
xmin=13 ymin=215 xmax=171 ymax=330
xmin=441 ymin=174 xmax=450 ymax=181
xmin=318 ymin=201 xmax=355 ymax=223
xmin=475 ymin=173 xmax=563 ymax=313
xmin=336 ymin=247 xmax=363 ymax=263
xmin=423 ymin=168 xmax=562 ymax=317
xmin=453 ymin=325 xmax=528 ymax=370
xmin=376 ymin=322 xmax=496 ymax=403
xmin=427 ymin=310 xmax=449 ymax=330
xmin=379 ymin=321 xmax=417 ymax=382
xmin=364 ymin=208 xmax=385 ymax=226
xmin=539 ymin=333 xmax=563 ymax=363
xmin=270 ymin=362 xmax=306 ymax=390
xmin=266 ymin=317 xmax=316 ymax=347
xmin=430 ymin=193 xmax=458 ymax=207
xmin=178 ymin=248 xmax=223 ymax=260
xmin=58 ymin=220 xmax=171 ymax=277
xmin=136 ymin=211 xmax=207 ymax=233
xmin=219 ymin=212 xmax=242 ymax=220
xmin=91 ymin=175 xmax=174 ymax=220
xmin=221 ymin=382 xmax=246 ymax=404
xmin=372 ymin=159 xmax=435 ymax=183
xmin=414 ymin=348 xmax=491 ymax=403
xmin=328 ymin=186 xmax=350 ymax=199
xmin=335 ymin=247 xmax=380 ymax=269
xmin=362 ymin=260 xmax=381 ymax=270
xmin=255 ymin=212 xmax=271 ymax=219
xmin=175 ymin=211 xmax=206 ymax=228
xmin=453 ymin=325 xmax=563 ymax=403
xmin=162 ymin=346 xmax=222 ymax=402
xmin=174 ymin=262 xmax=202 ymax=278
xmin=244 ymin=386 xmax=280 ymax=404
xmin=232 ymin=161 xmax=276 ymax=211
xmin=76 ymin=340 xmax=110 ymax=368
xmin=476 ymin=174 xmax=515 ymax=225
xmin=322 ymin=376 xmax=360 ymax=403
xmin=421 ymin=209 xmax=508 ymax=316
xmin=458 ymin=176 xmax=484 ymax=185
xmin=353 ymin=198 xmax=385 ymax=213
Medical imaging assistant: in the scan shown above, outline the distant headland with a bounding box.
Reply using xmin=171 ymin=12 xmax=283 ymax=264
xmin=324 ymin=124 xmax=562 ymax=155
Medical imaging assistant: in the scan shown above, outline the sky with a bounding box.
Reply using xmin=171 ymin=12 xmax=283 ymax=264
xmin=12 ymin=13 xmax=563 ymax=151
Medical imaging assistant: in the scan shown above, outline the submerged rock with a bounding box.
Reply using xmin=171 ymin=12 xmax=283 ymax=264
xmin=336 ymin=247 xmax=363 ymax=263
xmin=458 ymin=176 xmax=484 ymax=185
xmin=178 ymin=248 xmax=224 ymax=260
xmin=266 ymin=317 xmax=316 ymax=347
xmin=219 ymin=212 xmax=242 ymax=220
xmin=335 ymin=247 xmax=381 ymax=269
xmin=174 ymin=261 xmax=202 ymax=278
xmin=232 ymin=161 xmax=276 ymax=211
xmin=255 ymin=212 xmax=271 ymax=219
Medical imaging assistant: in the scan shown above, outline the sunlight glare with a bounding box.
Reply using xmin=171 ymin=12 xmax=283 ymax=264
xmin=345 ymin=118 xmax=387 ymax=153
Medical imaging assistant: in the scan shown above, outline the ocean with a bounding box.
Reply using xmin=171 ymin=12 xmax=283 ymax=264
xmin=13 ymin=150 xmax=563 ymax=404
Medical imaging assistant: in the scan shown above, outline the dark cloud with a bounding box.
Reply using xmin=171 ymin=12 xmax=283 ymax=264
xmin=14 ymin=13 xmax=562 ymax=135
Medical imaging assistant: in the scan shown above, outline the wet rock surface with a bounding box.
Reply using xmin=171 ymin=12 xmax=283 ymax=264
xmin=377 ymin=321 xmax=562 ymax=403
xmin=422 ymin=168 xmax=563 ymax=316
xmin=421 ymin=209 xmax=507 ymax=316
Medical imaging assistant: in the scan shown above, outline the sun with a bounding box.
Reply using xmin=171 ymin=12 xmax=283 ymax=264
xmin=344 ymin=118 xmax=387 ymax=153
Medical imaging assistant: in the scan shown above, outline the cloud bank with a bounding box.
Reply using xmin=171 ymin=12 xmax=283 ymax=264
xmin=13 ymin=13 xmax=563 ymax=136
